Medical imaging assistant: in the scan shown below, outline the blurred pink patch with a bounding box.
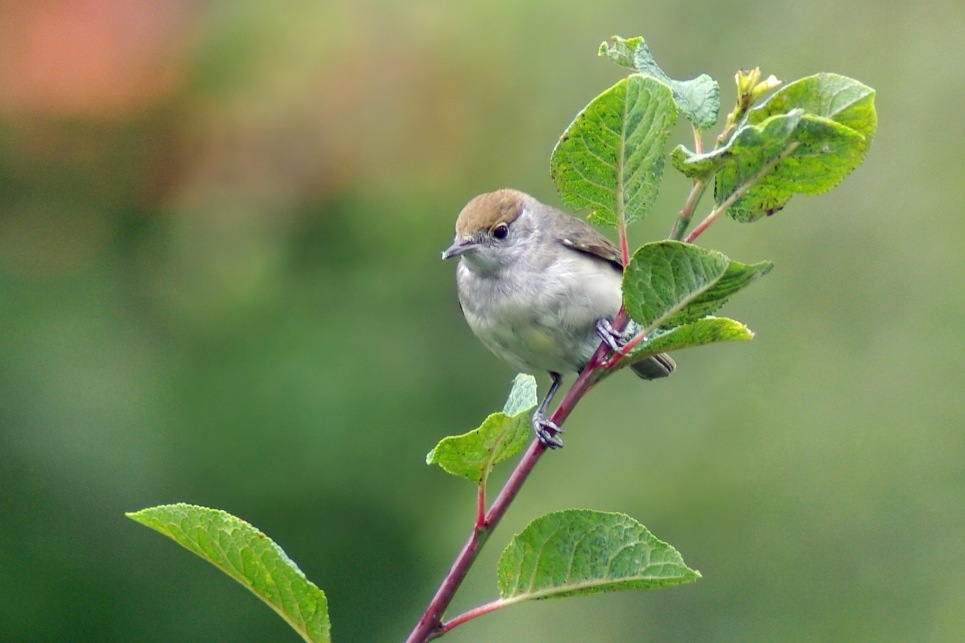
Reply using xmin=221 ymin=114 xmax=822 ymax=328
xmin=0 ymin=0 xmax=196 ymax=118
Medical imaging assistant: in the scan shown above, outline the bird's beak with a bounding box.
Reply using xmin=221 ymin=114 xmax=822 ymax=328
xmin=441 ymin=238 xmax=475 ymax=260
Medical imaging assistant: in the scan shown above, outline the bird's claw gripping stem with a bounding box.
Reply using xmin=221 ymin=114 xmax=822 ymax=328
xmin=595 ymin=318 xmax=632 ymax=353
xmin=533 ymin=411 xmax=564 ymax=448
xmin=532 ymin=371 xmax=565 ymax=448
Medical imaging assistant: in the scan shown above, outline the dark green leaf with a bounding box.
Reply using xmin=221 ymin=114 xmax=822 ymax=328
xmin=672 ymin=73 xmax=876 ymax=221
xmin=718 ymin=112 xmax=870 ymax=221
xmin=426 ymin=374 xmax=537 ymax=484
xmin=551 ymin=75 xmax=677 ymax=228
xmin=622 ymin=241 xmax=772 ymax=330
xmin=497 ymin=510 xmax=700 ymax=601
xmin=127 ymin=504 xmax=330 ymax=643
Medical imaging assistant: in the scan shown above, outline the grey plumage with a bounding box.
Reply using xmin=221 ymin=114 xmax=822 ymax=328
xmin=442 ymin=189 xmax=674 ymax=446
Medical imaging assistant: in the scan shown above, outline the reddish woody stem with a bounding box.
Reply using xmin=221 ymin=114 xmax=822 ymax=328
xmin=405 ymin=334 xmax=616 ymax=642
xmin=434 ymin=599 xmax=504 ymax=636
xmin=475 ymin=486 xmax=486 ymax=529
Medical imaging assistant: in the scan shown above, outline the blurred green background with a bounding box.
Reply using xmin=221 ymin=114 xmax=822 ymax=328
xmin=1 ymin=1 xmax=962 ymax=641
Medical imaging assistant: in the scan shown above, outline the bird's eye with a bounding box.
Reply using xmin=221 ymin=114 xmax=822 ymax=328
xmin=492 ymin=223 xmax=509 ymax=240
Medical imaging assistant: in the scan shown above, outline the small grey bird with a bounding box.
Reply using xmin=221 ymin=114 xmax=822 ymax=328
xmin=442 ymin=188 xmax=674 ymax=447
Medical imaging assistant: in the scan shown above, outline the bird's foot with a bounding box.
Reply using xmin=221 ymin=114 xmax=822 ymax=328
xmin=595 ymin=318 xmax=633 ymax=353
xmin=533 ymin=411 xmax=564 ymax=449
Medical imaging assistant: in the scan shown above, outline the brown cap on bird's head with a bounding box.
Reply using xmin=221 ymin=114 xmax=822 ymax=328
xmin=454 ymin=189 xmax=530 ymax=237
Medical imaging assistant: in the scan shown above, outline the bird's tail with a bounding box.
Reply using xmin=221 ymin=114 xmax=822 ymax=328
xmin=630 ymin=352 xmax=676 ymax=380
xmin=620 ymin=319 xmax=675 ymax=380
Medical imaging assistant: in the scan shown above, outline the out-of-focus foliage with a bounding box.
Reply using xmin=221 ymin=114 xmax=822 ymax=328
xmin=1 ymin=1 xmax=963 ymax=641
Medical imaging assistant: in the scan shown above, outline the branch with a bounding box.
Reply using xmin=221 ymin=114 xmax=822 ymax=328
xmin=405 ymin=334 xmax=615 ymax=642
xmin=434 ymin=599 xmax=505 ymax=637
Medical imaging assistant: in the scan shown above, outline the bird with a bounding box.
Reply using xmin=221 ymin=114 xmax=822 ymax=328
xmin=442 ymin=188 xmax=674 ymax=447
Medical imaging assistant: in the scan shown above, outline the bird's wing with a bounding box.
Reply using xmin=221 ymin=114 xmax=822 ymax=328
xmin=558 ymin=223 xmax=624 ymax=271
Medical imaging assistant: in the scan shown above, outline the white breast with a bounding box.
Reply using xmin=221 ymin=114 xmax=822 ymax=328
xmin=456 ymin=248 xmax=622 ymax=375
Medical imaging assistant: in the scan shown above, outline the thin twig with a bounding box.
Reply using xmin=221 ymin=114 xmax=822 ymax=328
xmin=435 ymin=598 xmax=505 ymax=636
xmin=685 ymin=142 xmax=799 ymax=244
xmin=669 ymin=180 xmax=708 ymax=241
xmin=475 ymin=486 xmax=486 ymax=529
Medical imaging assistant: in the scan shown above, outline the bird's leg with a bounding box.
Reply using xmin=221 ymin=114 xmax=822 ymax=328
xmin=595 ymin=317 xmax=634 ymax=353
xmin=533 ymin=371 xmax=564 ymax=448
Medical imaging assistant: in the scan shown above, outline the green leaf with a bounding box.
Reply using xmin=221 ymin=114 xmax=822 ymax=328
xmin=728 ymin=73 xmax=875 ymax=221
xmin=622 ymin=241 xmax=772 ymax=330
xmin=497 ymin=510 xmax=700 ymax=601
xmin=127 ymin=504 xmax=330 ymax=643
xmin=600 ymin=35 xmax=720 ymax=130
xmin=671 ymin=109 xmax=805 ymax=182
xmin=717 ymin=114 xmax=870 ymax=222
xmin=551 ymin=74 xmax=677 ymax=228
xmin=501 ymin=372 xmax=538 ymax=417
xmin=748 ymin=72 xmax=877 ymax=139
xmin=673 ymin=73 xmax=877 ymax=221
xmin=426 ymin=374 xmax=537 ymax=484
xmin=614 ymin=317 xmax=754 ymax=372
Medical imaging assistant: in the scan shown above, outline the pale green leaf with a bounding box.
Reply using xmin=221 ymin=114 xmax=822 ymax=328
xmin=501 ymin=372 xmax=538 ymax=417
xmin=747 ymin=72 xmax=877 ymax=139
xmin=551 ymin=75 xmax=677 ymax=228
xmin=497 ymin=510 xmax=700 ymax=601
xmin=127 ymin=504 xmax=330 ymax=643
xmin=614 ymin=317 xmax=754 ymax=372
xmin=600 ymin=35 xmax=720 ymax=130
xmin=426 ymin=374 xmax=537 ymax=484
